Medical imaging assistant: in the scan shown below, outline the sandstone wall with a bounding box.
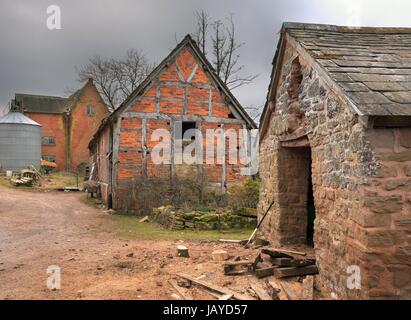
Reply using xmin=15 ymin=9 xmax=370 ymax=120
xmin=259 ymin=41 xmax=410 ymax=299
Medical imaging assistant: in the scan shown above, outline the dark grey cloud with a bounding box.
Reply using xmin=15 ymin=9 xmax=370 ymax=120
xmin=1 ymin=0 xmax=411 ymax=116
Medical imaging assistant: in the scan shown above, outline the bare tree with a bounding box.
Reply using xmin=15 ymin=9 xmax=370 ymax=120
xmin=194 ymin=10 xmax=210 ymax=55
xmin=244 ymin=105 xmax=263 ymax=123
xmin=193 ymin=11 xmax=257 ymax=90
xmin=77 ymin=50 xmax=152 ymax=110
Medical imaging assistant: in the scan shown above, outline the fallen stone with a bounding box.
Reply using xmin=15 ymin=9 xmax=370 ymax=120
xmin=212 ymin=250 xmax=229 ymax=261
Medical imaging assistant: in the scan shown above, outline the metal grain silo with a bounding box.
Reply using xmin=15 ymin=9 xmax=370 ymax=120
xmin=0 ymin=112 xmax=41 ymax=171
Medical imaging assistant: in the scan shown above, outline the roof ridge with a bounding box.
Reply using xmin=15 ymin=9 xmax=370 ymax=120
xmin=282 ymin=22 xmax=411 ymax=34
xmin=15 ymin=93 xmax=67 ymax=100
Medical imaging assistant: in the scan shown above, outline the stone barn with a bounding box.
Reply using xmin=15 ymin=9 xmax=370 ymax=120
xmin=89 ymin=35 xmax=256 ymax=211
xmin=258 ymin=23 xmax=411 ymax=299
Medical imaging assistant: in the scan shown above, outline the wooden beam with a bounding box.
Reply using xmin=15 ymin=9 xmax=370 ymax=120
xmin=251 ymin=284 xmax=272 ymax=300
xmin=168 ymin=279 xmax=193 ymax=300
xmin=255 ymin=266 xmax=278 ymax=278
xmin=176 ymin=273 xmax=255 ymax=300
xmin=122 ymin=112 xmax=246 ymax=124
xmin=265 ymin=248 xmax=307 ymax=256
xmin=273 ymin=265 xmax=318 ymax=278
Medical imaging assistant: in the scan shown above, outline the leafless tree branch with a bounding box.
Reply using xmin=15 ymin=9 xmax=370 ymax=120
xmin=77 ymin=50 xmax=153 ymax=110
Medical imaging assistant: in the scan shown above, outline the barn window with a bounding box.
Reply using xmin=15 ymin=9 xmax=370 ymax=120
xmin=42 ymin=136 xmax=55 ymax=145
xmin=181 ymin=121 xmax=197 ymax=141
xmin=42 ymin=155 xmax=56 ymax=163
xmin=86 ymin=105 xmax=95 ymax=116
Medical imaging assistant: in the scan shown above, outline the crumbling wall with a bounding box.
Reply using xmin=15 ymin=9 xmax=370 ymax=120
xmin=258 ymin=41 xmax=411 ymax=299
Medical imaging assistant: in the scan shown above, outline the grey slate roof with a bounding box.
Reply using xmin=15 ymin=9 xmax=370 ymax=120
xmin=13 ymin=80 xmax=94 ymax=114
xmin=286 ymin=23 xmax=411 ymax=117
xmin=14 ymin=93 xmax=70 ymax=114
xmin=0 ymin=111 xmax=41 ymax=126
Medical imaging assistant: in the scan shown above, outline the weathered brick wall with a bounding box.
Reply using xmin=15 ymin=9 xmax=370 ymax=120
xmin=26 ymin=112 xmax=66 ymax=171
xmin=69 ymin=81 xmax=109 ymax=172
xmin=91 ymin=124 xmax=112 ymax=204
xmin=113 ymin=47 xmax=249 ymax=211
xmin=259 ymin=41 xmax=410 ymax=299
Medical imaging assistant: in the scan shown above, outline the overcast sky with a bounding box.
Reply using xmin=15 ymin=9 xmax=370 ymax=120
xmin=1 ymin=0 xmax=411 ymax=116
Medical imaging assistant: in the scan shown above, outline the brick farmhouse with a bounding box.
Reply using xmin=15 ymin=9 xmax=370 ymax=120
xmin=89 ymin=35 xmax=256 ymax=211
xmin=12 ymin=79 xmax=109 ymax=172
xmin=258 ymin=23 xmax=411 ymax=299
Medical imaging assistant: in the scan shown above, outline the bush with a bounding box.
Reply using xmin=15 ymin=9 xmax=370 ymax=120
xmin=40 ymin=160 xmax=57 ymax=174
xmin=227 ymin=178 xmax=260 ymax=210
xmin=117 ymin=175 xmax=260 ymax=215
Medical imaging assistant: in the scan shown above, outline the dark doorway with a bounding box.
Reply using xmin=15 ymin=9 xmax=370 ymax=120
xmin=306 ymin=156 xmax=315 ymax=246
xmin=276 ymin=142 xmax=315 ymax=245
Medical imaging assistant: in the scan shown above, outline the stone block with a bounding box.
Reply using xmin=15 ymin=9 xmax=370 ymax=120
xmin=365 ymin=230 xmax=406 ymax=247
xmin=394 ymin=270 xmax=411 ymax=288
xmin=374 ymin=165 xmax=397 ymax=178
xmin=368 ymin=129 xmax=394 ymax=149
xmin=364 ymin=195 xmax=403 ymax=214
xmin=377 ymin=150 xmax=411 ymax=162
xmin=399 ymin=128 xmax=411 ymax=148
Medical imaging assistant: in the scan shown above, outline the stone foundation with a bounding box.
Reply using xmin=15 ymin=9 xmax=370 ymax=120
xmin=151 ymin=206 xmax=256 ymax=230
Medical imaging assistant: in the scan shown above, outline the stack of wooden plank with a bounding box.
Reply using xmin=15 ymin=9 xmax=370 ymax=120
xmin=223 ymin=247 xmax=318 ymax=279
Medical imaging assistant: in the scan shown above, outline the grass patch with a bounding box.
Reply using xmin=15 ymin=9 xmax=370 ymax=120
xmin=104 ymin=215 xmax=253 ymax=241
xmin=80 ymin=194 xmax=102 ymax=208
xmin=0 ymin=171 xmax=83 ymax=190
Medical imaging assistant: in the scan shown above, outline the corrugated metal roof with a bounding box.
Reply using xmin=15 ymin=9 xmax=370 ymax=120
xmin=0 ymin=112 xmax=41 ymax=126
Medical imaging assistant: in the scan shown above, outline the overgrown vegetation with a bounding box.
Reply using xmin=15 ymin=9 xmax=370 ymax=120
xmin=117 ymin=175 xmax=260 ymax=216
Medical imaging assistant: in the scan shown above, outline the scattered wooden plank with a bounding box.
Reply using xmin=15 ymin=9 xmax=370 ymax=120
xmin=261 ymin=248 xmax=293 ymax=259
xmin=251 ymin=284 xmax=272 ymax=300
xmin=279 ymin=281 xmax=302 ymax=300
xmin=224 ymin=269 xmax=249 ymax=276
xmin=302 ymin=275 xmax=314 ymax=300
xmin=268 ymin=248 xmax=307 ymax=256
xmin=271 ymin=258 xmax=295 ymax=267
xmin=266 ymin=280 xmax=281 ymax=300
xmin=176 ymin=273 xmax=255 ymax=300
xmin=271 ymin=258 xmax=316 ymax=267
xmin=169 ymin=279 xmax=193 ymax=300
xmin=219 ymin=239 xmax=242 ymax=243
xmin=255 ymin=266 xmax=278 ymax=278
xmin=273 ymin=265 xmax=318 ymax=278
xmin=224 ymin=259 xmax=255 ymax=275
xmin=252 ymin=253 xmax=262 ymax=271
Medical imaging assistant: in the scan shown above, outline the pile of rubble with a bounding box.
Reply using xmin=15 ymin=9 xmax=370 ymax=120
xmin=170 ymin=241 xmax=318 ymax=300
xmin=10 ymin=165 xmax=43 ymax=187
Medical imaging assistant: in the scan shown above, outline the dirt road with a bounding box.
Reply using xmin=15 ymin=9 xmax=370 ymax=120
xmin=0 ymin=186 xmax=261 ymax=300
